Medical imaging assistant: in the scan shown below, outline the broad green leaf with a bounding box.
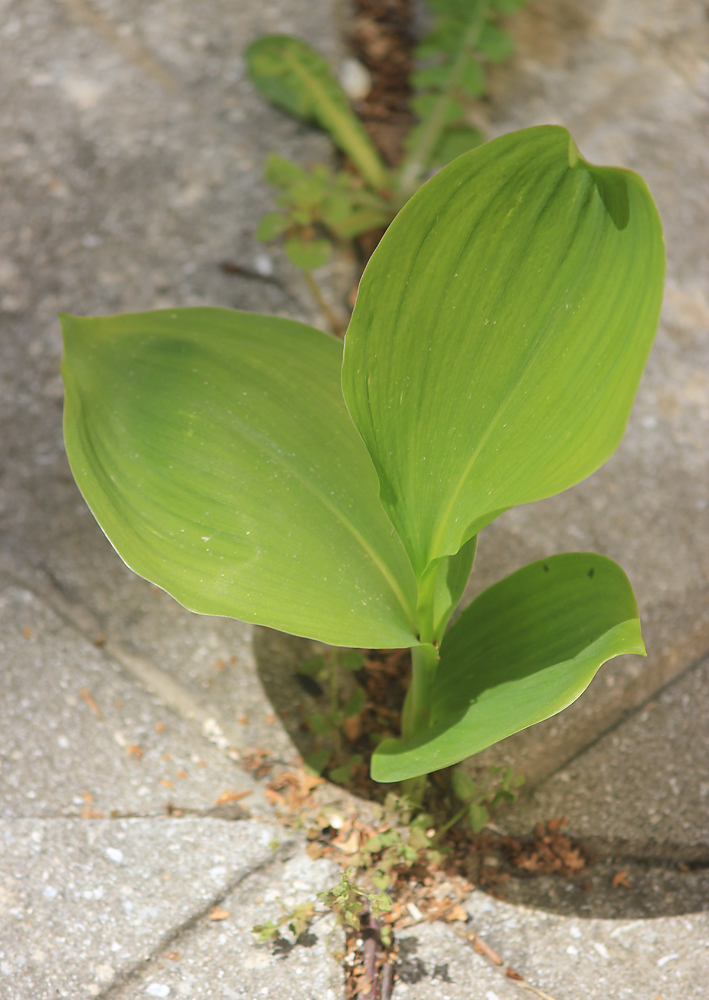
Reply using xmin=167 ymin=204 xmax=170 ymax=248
xmin=342 ymin=126 xmax=665 ymax=579
xmin=246 ymin=36 xmax=390 ymax=191
xmin=371 ymin=553 xmax=645 ymax=781
xmin=61 ymin=308 xmax=418 ymax=648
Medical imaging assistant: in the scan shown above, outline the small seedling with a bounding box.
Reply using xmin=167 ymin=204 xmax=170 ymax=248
xmin=60 ymin=126 xmax=665 ymax=801
xmin=246 ymin=0 xmax=528 ymax=296
xmin=252 ymin=867 xmax=391 ymax=949
xmin=298 ymin=648 xmax=366 ymax=783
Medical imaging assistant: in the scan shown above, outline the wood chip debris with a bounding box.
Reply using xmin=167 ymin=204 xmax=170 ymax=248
xmin=214 ymin=789 xmax=253 ymax=805
xmin=79 ymin=688 xmax=104 ymax=719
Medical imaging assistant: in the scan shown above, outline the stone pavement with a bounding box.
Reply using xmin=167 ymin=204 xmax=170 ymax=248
xmin=1 ymin=0 xmax=708 ymax=997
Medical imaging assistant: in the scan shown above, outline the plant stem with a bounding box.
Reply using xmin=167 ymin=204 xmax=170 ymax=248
xmin=330 ymin=650 xmax=341 ymax=756
xmin=434 ymin=796 xmax=475 ymax=842
xmin=302 ymin=270 xmax=345 ymax=337
xmin=400 ymin=642 xmax=439 ymax=805
xmin=397 ymin=0 xmax=490 ymax=199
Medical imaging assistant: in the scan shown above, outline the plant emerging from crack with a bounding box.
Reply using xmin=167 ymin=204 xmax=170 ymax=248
xmin=246 ymin=0 xmax=527 ymax=327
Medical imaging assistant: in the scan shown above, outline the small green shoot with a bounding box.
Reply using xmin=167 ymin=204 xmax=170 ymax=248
xmin=247 ymin=0 xmax=529 ymax=321
xmin=300 ymin=649 xmax=367 ymax=785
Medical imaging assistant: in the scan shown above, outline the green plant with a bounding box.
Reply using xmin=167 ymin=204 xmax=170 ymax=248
xmin=447 ymin=765 xmax=525 ymax=835
xmin=299 ymin=648 xmax=366 ymax=783
xmin=253 ymin=867 xmax=392 ymax=947
xmin=246 ymin=0 xmax=526 ymax=286
xmin=60 ymin=126 xmax=665 ymax=798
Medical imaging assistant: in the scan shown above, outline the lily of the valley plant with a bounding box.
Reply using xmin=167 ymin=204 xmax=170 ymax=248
xmin=61 ymin=127 xmax=664 ymax=796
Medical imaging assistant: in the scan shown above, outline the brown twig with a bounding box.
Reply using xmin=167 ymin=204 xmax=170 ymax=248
xmin=358 ymin=908 xmax=381 ymax=999
xmin=379 ymin=961 xmax=394 ymax=1000
xmin=454 ymin=927 xmax=560 ymax=1000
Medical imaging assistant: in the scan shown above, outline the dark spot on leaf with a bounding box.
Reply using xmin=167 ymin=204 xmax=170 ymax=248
xmin=588 ymin=568 xmax=595 ymax=578
xmin=543 ymin=564 xmax=549 ymax=572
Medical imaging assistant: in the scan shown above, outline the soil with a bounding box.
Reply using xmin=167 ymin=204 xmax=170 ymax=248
xmin=347 ymin=0 xmax=416 ymax=167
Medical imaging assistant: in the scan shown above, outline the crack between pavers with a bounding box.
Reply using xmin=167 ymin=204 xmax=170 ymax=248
xmin=95 ymin=836 xmax=300 ymax=999
xmin=0 ymin=554 xmax=294 ymax=768
xmin=60 ymin=0 xmax=180 ymax=93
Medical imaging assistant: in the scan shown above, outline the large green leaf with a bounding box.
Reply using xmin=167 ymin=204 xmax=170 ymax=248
xmin=246 ymin=35 xmax=390 ymax=192
xmin=342 ymin=126 xmax=665 ymax=579
xmin=372 ymin=553 xmax=644 ymax=781
xmin=61 ymin=308 xmax=418 ymax=648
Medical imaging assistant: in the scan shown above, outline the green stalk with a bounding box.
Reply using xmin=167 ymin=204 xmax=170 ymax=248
xmin=398 ymin=0 xmax=490 ymax=199
xmin=400 ymin=642 xmax=439 ymax=805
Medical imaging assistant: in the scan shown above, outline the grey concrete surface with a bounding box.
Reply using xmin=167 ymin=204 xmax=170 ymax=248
xmin=108 ymin=849 xmax=342 ymax=1000
xmin=0 ymin=816 xmax=342 ymax=1000
xmin=0 ymin=584 xmax=274 ymax=820
xmin=393 ymin=922 xmax=520 ymax=1000
xmin=1 ymin=0 xmax=709 ymax=998
xmin=389 ymin=905 xmax=709 ymax=1000
xmin=500 ymin=653 xmax=709 ymax=847
xmin=464 ymin=890 xmax=709 ymax=1000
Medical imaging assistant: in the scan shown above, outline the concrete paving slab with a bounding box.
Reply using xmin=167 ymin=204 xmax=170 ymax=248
xmin=465 ymin=889 xmax=709 ymax=1000
xmin=392 ymin=922 xmax=519 ymax=1000
xmin=0 ymin=816 xmax=286 ymax=999
xmin=0 ymin=583 xmax=274 ymax=819
xmin=108 ymin=848 xmax=343 ymax=1000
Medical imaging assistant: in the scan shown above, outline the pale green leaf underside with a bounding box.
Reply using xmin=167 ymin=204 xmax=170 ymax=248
xmin=61 ymin=308 xmax=418 ymax=648
xmin=342 ymin=125 xmax=665 ymax=578
xmin=372 ymin=553 xmax=644 ymax=781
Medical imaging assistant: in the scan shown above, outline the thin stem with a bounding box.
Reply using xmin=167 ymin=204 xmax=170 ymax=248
xmin=302 ymin=270 xmax=345 ymax=337
xmin=397 ymin=0 xmax=490 ymax=199
xmin=434 ymin=795 xmax=475 ymax=842
xmin=399 ymin=642 xmax=439 ymax=806
xmin=330 ymin=650 xmax=341 ymax=756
